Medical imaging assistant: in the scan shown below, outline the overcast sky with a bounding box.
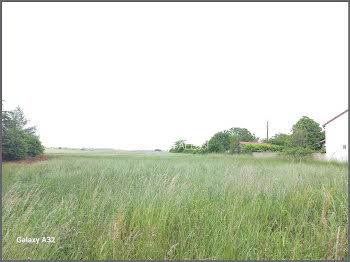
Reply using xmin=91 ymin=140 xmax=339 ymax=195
xmin=2 ymin=2 xmax=348 ymax=150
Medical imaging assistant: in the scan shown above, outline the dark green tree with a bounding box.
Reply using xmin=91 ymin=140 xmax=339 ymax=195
xmin=169 ymin=139 xmax=186 ymax=153
xmin=292 ymin=116 xmax=324 ymax=150
xmin=175 ymin=139 xmax=186 ymax=149
xmin=2 ymin=105 xmax=44 ymax=161
xmin=268 ymin=133 xmax=289 ymax=146
xmin=229 ymin=134 xmax=240 ymax=154
xmin=201 ymin=140 xmax=209 ymax=153
xmin=25 ymin=134 xmax=45 ymax=157
xmin=2 ymin=128 xmax=28 ymax=160
xmin=208 ymin=131 xmax=231 ymax=153
xmin=229 ymin=127 xmax=257 ymax=142
xmin=287 ymin=129 xmax=308 ymax=148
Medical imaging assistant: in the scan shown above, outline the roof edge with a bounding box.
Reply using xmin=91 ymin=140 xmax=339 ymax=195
xmin=322 ymin=109 xmax=348 ymax=127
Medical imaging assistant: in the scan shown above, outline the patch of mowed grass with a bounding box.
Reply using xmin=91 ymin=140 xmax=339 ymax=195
xmin=2 ymin=152 xmax=348 ymax=260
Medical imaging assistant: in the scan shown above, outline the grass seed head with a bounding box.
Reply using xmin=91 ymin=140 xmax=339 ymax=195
xmin=339 ymin=226 xmax=347 ymax=260
xmin=335 ymin=226 xmax=341 ymax=260
xmin=327 ymin=233 xmax=334 ymax=260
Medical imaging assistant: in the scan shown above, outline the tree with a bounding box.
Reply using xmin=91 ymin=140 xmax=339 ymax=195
xmin=208 ymin=131 xmax=231 ymax=153
xmin=183 ymin=143 xmax=199 ymax=150
xmin=287 ymin=129 xmax=308 ymax=148
xmin=169 ymin=139 xmax=186 ymax=153
xmin=2 ymin=105 xmax=44 ymax=161
xmin=2 ymin=109 xmax=16 ymax=130
xmin=268 ymin=133 xmax=289 ymax=146
xmin=2 ymin=128 xmax=28 ymax=160
xmin=2 ymin=106 xmax=37 ymax=135
xmin=229 ymin=127 xmax=257 ymax=142
xmin=229 ymin=134 xmax=240 ymax=154
xmin=175 ymin=139 xmax=186 ymax=149
xmin=201 ymin=140 xmax=209 ymax=153
xmin=292 ymin=116 xmax=324 ymax=150
xmin=25 ymin=134 xmax=45 ymax=157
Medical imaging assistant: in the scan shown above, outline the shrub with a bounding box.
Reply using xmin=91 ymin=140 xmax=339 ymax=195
xmin=184 ymin=144 xmax=200 ymax=150
xmin=182 ymin=149 xmax=202 ymax=154
xmin=287 ymin=129 xmax=308 ymax=148
xmin=2 ymin=131 xmax=44 ymax=161
xmin=292 ymin=116 xmax=325 ymax=150
xmin=169 ymin=147 xmax=183 ymax=153
xmin=229 ymin=127 xmax=258 ymax=142
xmin=208 ymin=131 xmax=231 ymax=153
xmin=2 ymin=106 xmax=45 ymax=161
xmin=268 ymin=133 xmax=289 ymax=146
xmin=240 ymin=144 xmax=284 ymax=153
xmin=170 ymin=141 xmax=201 ymax=153
xmin=25 ymin=134 xmax=45 ymax=157
xmin=229 ymin=135 xmax=240 ymax=154
xmin=280 ymin=147 xmax=315 ymax=157
xmin=201 ymin=141 xmax=209 ymax=154
xmin=169 ymin=140 xmax=186 ymax=153
xmin=2 ymin=129 xmax=28 ymax=161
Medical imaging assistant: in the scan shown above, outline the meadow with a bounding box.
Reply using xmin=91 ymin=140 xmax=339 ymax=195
xmin=2 ymin=150 xmax=348 ymax=260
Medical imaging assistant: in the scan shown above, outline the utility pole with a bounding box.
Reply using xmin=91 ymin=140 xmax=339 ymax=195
xmin=266 ymin=121 xmax=269 ymax=142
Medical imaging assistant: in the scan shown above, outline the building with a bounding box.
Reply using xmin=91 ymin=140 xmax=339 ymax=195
xmin=322 ymin=109 xmax=348 ymax=162
xmin=315 ymin=139 xmax=326 ymax=150
xmin=239 ymin=141 xmax=270 ymax=146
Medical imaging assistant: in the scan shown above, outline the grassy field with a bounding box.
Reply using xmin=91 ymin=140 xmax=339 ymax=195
xmin=2 ymin=150 xmax=348 ymax=260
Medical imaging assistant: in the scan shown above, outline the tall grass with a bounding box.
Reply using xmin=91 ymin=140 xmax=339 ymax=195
xmin=2 ymin=152 xmax=348 ymax=260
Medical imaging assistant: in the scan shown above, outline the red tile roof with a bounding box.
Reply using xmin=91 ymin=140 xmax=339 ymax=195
xmin=239 ymin=141 xmax=270 ymax=145
xmin=322 ymin=109 xmax=348 ymax=127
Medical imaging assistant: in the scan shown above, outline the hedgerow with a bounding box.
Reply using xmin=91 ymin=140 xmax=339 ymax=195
xmin=280 ymin=147 xmax=315 ymax=157
xmin=240 ymin=144 xmax=284 ymax=153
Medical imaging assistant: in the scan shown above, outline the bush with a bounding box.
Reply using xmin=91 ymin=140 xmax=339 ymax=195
xmin=240 ymin=144 xmax=284 ymax=153
xmin=201 ymin=141 xmax=209 ymax=154
xmin=208 ymin=131 xmax=231 ymax=153
xmin=2 ymin=131 xmax=44 ymax=161
xmin=229 ymin=127 xmax=258 ymax=142
xmin=268 ymin=133 xmax=289 ymax=146
xmin=2 ymin=106 xmax=45 ymax=161
xmin=182 ymin=149 xmax=202 ymax=154
xmin=25 ymin=134 xmax=45 ymax=157
xmin=229 ymin=135 xmax=240 ymax=154
xmin=287 ymin=129 xmax=308 ymax=148
xmin=2 ymin=129 xmax=28 ymax=161
xmin=280 ymin=147 xmax=315 ymax=157
xmin=169 ymin=140 xmax=186 ymax=153
xmin=170 ymin=142 xmax=200 ymax=153
xmin=292 ymin=116 xmax=325 ymax=150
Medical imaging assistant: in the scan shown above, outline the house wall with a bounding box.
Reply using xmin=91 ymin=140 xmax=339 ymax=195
xmin=325 ymin=111 xmax=348 ymax=162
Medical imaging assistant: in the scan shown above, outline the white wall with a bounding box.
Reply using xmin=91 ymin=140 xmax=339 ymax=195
xmin=325 ymin=111 xmax=348 ymax=162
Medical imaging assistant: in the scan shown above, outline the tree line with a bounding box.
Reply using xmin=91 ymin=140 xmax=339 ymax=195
xmin=170 ymin=116 xmax=325 ymax=156
xmin=2 ymin=104 xmax=44 ymax=161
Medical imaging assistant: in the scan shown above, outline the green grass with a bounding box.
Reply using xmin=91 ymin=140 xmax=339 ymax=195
xmin=2 ymin=151 xmax=348 ymax=260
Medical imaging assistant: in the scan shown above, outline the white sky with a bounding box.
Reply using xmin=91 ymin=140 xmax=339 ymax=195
xmin=2 ymin=2 xmax=348 ymax=150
